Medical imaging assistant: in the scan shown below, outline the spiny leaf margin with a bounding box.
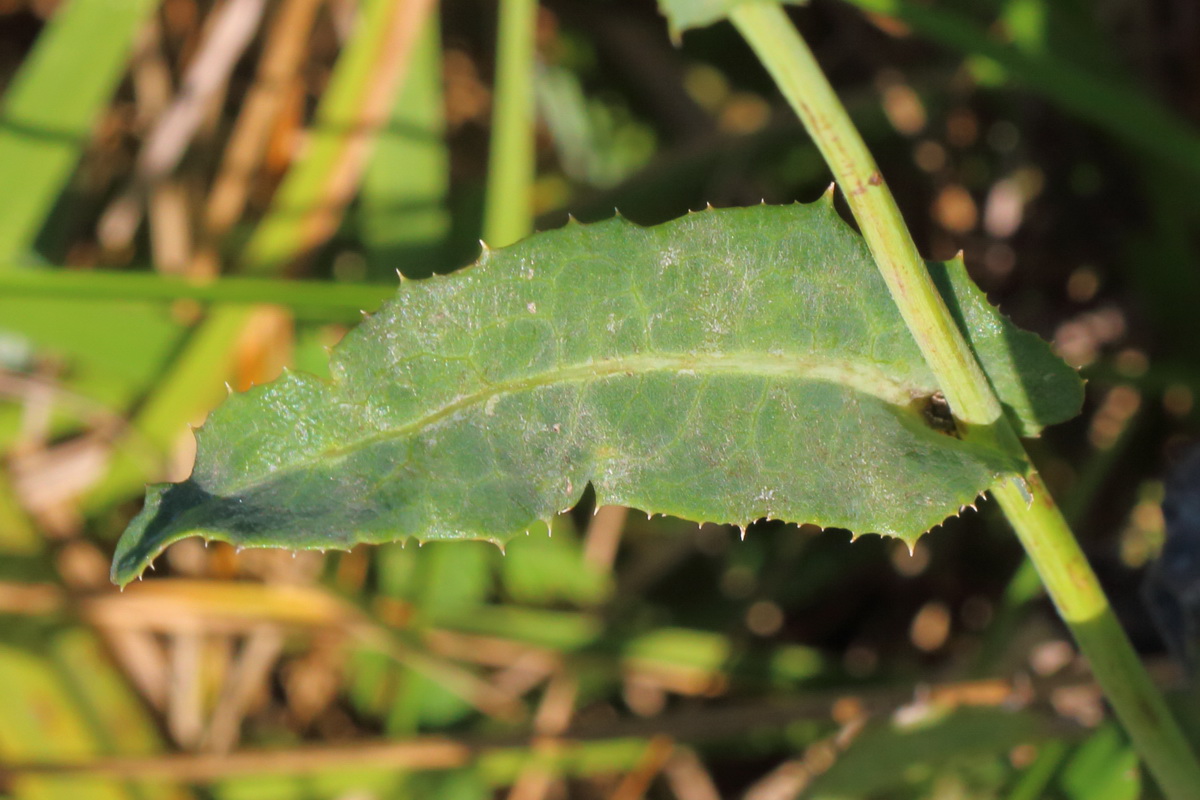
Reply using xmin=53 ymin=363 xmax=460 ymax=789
xmin=111 ymin=201 xmax=1079 ymax=586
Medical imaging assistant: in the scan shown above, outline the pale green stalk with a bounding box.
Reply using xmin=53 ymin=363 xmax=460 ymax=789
xmin=729 ymin=4 xmax=1200 ymax=797
xmin=0 ymin=268 xmax=391 ymax=321
xmin=482 ymin=0 xmax=539 ymax=248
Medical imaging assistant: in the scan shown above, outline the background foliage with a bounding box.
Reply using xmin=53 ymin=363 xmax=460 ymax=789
xmin=1 ymin=0 xmax=1199 ymax=798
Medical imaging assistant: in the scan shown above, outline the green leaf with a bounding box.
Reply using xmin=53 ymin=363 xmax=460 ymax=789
xmin=927 ymin=257 xmax=1081 ymax=438
xmin=358 ymin=11 xmax=451 ymax=280
xmin=658 ymin=0 xmax=805 ymax=40
xmin=1059 ymin=725 xmax=1141 ymax=800
xmin=111 ymin=202 xmax=1081 ymax=586
xmin=501 ymin=517 xmax=611 ymax=607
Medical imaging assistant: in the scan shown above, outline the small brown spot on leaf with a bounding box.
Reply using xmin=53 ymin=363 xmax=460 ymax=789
xmin=918 ymin=391 xmax=959 ymax=437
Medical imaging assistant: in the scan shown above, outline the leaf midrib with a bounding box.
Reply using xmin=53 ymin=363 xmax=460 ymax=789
xmin=213 ymin=351 xmax=933 ymax=497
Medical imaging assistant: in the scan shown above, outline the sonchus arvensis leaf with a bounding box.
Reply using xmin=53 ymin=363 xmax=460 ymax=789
xmin=111 ymin=202 xmax=1082 ymax=586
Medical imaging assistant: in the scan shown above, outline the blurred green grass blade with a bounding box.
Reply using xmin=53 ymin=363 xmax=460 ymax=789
xmin=0 ymin=298 xmax=186 ymax=489
xmin=0 ymin=0 xmax=180 ymax=454
xmin=359 ymin=12 xmax=450 ymax=280
xmin=241 ymin=0 xmax=437 ymax=275
xmin=996 ymin=0 xmax=1123 ymax=78
xmin=87 ymin=0 xmax=436 ymax=509
xmin=661 ymin=0 xmax=805 ymax=39
xmin=207 ymin=738 xmax=651 ymax=799
xmin=84 ymin=306 xmax=256 ymax=511
xmin=1003 ymin=739 xmax=1067 ymax=800
xmin=0 ymin=298 xmax=186 ymax=438
xmin=808 ymin=707 xmax=1064 ymax=799
xmin=349 ymin=540 xmax=496 ymax=735
xmin=432 ymin=606 xmax=826 ymax=686
xmin=214 ymin=773 xmax=401 ymax=800
xmin=501 ymin=517 xmax=611 ymax=607
xmin=50 ymin=630 xmax=191 ymax=800
xmin=477 ymin=739 xmax=653 ymax=788
xmin=403 ymin=771 xmax=490 ymax=800
xmin=482 ymin=0 xmax=539 ymax=248
xmin=0 ymin=628 xmax=186 ymax=800
xmin=0 ymin=268 xmax=393 ymax=322
xmin=1059 ymin=724 xmax=1140 ymax=800
xmin=0 ymin=299 xmax=181 ymax=392
xmin=385 ymin=543 xmax=494 ymax=732
xmin=0 ymin=0 xmax=161 ymax=263
xmin=415 ymin=542 xmax=494 ymax=615
xmin=0 ymin=474 xmax=41 ymax=553
xmin=843 ymin=0 xmax=1200 ymax=176
xmin=0 ymin=639 xmax=131 ymax=800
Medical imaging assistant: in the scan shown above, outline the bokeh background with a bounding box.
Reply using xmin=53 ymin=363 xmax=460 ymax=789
xmin=1 ymin=0 xmax=1199 ymax=797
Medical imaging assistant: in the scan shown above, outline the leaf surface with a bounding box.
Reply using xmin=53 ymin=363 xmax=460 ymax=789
xmin=111 ymin=202 xmax=1081 ymax=585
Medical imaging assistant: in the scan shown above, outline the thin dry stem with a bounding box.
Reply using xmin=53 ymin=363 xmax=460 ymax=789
xmin=193 ymin=0 xmax=324 ymax=273
xmin=99 ymin=0 xmax=268 ymax=251
xmin=201 ymin=624 xmax=286 ymax=753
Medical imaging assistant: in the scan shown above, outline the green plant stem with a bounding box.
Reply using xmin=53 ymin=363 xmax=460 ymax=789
xmin=482 ymin=0 xmax=539 ymax=248
xmin=991 ymin=475 xmax=1200 ymax=794
xmin=731 ymin=4 xmax=1001 ymax=431
xmin=976 ymin=403 xmax=1147 ymax=674
xmin=0 ymin=268 xmax=392 ymax=320
xmin=728 ymin=4 xmax=1200 ymax=797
